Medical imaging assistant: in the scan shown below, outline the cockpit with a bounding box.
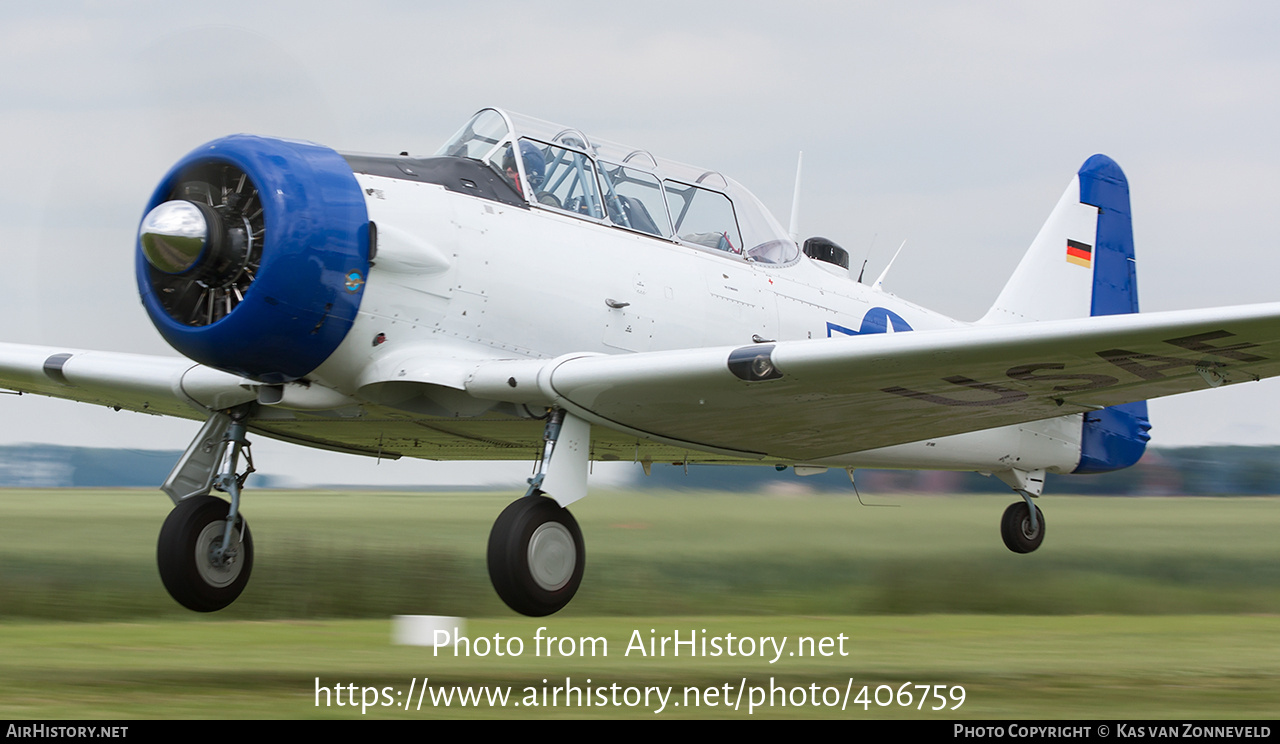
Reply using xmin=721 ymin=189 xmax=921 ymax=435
xmin=438 ymin=108 xmax=800 ymax=265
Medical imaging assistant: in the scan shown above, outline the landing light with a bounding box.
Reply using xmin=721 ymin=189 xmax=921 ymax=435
xmin=727 ymin=345 xmax=784 ymax=382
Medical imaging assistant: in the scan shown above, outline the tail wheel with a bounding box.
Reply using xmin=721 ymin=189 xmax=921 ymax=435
xmin=1000 ymin=501 xmax=1045 ymax=554
xmin=487 ymin=495 xmax=584 ymax=616
xmin=157 ymin=495 xmax=254 ymax=612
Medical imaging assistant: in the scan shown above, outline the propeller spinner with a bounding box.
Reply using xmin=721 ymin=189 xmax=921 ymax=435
xmin=140 ymin=163 xmax=264 ymax=326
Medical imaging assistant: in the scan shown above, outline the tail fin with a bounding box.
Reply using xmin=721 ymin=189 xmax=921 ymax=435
xmin=982 ymin=154 xmax=1139 ymax=323
xmin=982 ymin=155 xmax=1151 ymax=471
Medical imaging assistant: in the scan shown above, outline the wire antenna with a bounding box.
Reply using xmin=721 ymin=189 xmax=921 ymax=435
xmin=847 ymin=469 xmax=898 ymax=507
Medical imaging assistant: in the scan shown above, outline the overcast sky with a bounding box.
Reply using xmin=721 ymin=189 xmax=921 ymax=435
xmin=2 ymin=2 xmax=1280 ymax=486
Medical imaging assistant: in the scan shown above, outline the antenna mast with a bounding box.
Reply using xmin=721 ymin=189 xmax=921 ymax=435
xmin=788 ymin=152 xmax=803 ymax=242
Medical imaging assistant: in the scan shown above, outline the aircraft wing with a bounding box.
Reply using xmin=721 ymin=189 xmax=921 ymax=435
xmin=490 ymin=302 xmax=1280 ymax=461
xmin=6 ymin=303 xmax=1280 ymax=465
xmin=0 ymin=342 xmax=254 ymax=423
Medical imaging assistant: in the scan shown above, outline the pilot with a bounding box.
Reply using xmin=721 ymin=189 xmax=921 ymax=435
xmin=501 ymin=141 xmax=546 ymax=200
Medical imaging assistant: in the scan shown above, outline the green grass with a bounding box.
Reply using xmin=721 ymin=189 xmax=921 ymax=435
xmin=1 ymin=615 xmax=1277 ymax=719
xmin=2 ymin=489 xmax=1278 ymax=718
xmin=1 ymin=489 xmax=1279 ymax=619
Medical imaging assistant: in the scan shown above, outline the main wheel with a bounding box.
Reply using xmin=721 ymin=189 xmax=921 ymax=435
xmin=157 ymin=495 xmax=254 ymax=612
xmin=487 ymin=495 xmax=585 ymax=617
xmin=1000 ymin=501 xmax=1045 ymax=554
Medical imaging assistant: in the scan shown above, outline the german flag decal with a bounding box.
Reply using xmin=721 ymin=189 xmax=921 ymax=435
xmin=1066 ymin=238 xmax=1093 ymax=268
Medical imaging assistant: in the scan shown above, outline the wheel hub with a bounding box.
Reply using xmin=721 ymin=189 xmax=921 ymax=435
xmin=527 ymin=522 xmax=575 ymax=591
xmin=196 ymin=521 xmax=243 ymax=588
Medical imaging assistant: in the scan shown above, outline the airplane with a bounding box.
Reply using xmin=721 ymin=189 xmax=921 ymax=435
xmin=3 ymin=107 xmax=1280 ymax=617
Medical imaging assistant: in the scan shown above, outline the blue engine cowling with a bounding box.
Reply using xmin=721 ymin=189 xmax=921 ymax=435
xmin=136 ymin=135 xmax=369 ymax=384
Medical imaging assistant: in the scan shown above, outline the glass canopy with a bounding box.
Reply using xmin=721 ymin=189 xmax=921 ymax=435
xmin=438 ymin=108 xmax=799 ymax=265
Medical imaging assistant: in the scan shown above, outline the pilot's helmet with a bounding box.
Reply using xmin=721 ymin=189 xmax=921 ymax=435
xmin=502 ymin=141 xmax=546 ymax=190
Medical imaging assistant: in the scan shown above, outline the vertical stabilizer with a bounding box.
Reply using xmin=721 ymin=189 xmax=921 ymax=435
xmin=979 ymin=173 xmax=1100 ymax=324
xmin=981 ymin=154 xmax=1141 ymax=325
xmin=981 ymin=156 xmax=1150 ymax=473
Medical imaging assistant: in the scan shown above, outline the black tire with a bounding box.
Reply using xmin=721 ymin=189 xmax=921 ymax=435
xmin=487 ymin=495 xmax=585 ymax=617
xmin=157 ymin=495 xmax=253 ymax=612
xmin=1001 ymin=501 xmax=1045 ymax=554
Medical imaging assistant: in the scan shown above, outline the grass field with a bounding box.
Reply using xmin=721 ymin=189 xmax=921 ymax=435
xmin=3 ymin=488 xmax=1279 ymax=619
xmin=1 ymin=615 xmax=1277 ymax=719
xmin=1 ymin=488 xmax=1278 ymax=718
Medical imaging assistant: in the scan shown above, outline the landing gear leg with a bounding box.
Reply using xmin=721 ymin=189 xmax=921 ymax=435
xmin=488 ymin=410 xmax=590 ymax=616
xmin=157 ymin=405 xmax=257 ymax=611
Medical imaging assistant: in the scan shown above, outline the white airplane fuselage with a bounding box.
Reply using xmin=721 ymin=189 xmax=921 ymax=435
xmin=305 ymin=167 xmax=1083 ymax=479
